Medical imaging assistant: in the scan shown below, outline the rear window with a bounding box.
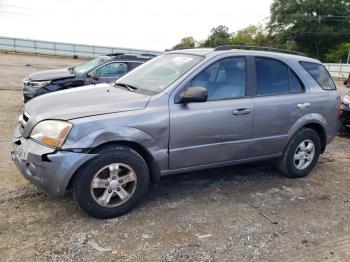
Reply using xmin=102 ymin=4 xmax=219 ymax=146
xmin=255 ymin=57 xmax=304 ymax=95
xmin=300 ymin=62 xmax=336 ymax=90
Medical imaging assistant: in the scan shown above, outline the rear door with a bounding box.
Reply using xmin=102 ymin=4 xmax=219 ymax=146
xmin=168 ymin=56 xmax=255 ymax=170
xmin=251 ymin=57 xmax=311 ymax=157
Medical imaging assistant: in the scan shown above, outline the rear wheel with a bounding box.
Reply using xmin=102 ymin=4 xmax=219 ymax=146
xmin=73 ymin=146 xmax=149 ymax=219
xmin=277 ymin=128 xmax=321 ymax=178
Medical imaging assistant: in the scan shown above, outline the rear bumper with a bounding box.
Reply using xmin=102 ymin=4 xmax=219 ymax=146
xmin=11 ymin=136 xmax=96 ymax=197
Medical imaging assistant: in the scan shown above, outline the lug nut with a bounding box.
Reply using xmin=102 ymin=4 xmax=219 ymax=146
xmin=105 ymin=182 xmax=109 ymax=186
xmin=119 ymin=179 xmax=123 ymax=183
xmin=117 ymin=188 xmax=121 ymax=191
xmin=112 ymin=176 xmax=116 ymax=180
xmin=108 ymin=189 xmax=112 ymax=193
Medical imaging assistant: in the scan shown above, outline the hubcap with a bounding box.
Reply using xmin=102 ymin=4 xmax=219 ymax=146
xmin=293 ymin=139 xmax=315 ymax=170
xmin=90 ymin=163 xmax=137 ymax=208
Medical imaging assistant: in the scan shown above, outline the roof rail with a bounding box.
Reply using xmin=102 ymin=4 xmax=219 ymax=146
xmin=106 ymin=53 xmax=125 ymax=57
xmin=139 ymin=53 xmax=158 ymax=57
xmin=106 ymin=53 xmax=157 ymax=59
xmin=214 ymin=45 xmax=306 ymax=56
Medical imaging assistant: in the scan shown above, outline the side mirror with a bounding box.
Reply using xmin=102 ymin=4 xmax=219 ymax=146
xmin=177 ymin=86 xmax=208 ymax=104
xmin=90 ymin=72 xmax=99 ymax=81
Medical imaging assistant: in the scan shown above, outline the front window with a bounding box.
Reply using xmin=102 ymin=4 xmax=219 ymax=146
xmin=74 ymin=56 xmax=112 ymax=74
xmin=115 ymin=54 xmax=203 ymax=94
xmin=190 ymin=57 xmax=246 ymax=100
xmin=94 ymin=63 xmax=127 ymax=78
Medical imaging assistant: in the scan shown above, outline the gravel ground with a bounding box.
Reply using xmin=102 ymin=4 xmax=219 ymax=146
xmin=0 ymin=53 xmax=350 ymax=262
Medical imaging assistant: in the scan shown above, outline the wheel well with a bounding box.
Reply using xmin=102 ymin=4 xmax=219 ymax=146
xmin=67 ymin=141 xmax=161 ymax=192
xmin=91 ymin=141 xmax=161 ymax=183
xmin=303 ymin=123 xmax=327 ymax=153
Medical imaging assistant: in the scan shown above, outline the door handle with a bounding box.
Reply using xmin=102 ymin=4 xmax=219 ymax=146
xmin=233 ymin=108 xmax=251 ymax=115
xmin=297 ymin=102 xmax=311 ymax=109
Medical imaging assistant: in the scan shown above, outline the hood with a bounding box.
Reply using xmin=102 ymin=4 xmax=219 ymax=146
xmin=28 ymin=68 xmax=75 ymax=81
xmin=23 ymin=84 xmax=151 ymax=136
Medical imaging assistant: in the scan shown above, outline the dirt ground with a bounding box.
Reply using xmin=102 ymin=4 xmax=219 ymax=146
xmin=0 ymin=53 xmax=350 ymax=262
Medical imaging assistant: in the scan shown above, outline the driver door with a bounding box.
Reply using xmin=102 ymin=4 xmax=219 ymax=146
xmin=168 ymin=56 xmax=254 ymax=170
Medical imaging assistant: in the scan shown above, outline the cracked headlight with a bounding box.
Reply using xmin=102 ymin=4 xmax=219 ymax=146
xmin=28 ymin=80 xmax=51 ymax=88
xmin=30 ymin=120 xmax=73 ymax=148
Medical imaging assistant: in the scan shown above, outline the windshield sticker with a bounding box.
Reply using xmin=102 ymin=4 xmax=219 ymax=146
xmin=172 ymin=56 xmax=193 ymax=64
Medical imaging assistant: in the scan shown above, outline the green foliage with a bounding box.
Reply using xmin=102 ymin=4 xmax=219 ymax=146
xmin=202 ymin=25 xmax=232 ymax=47
xmin=170 ymin=1 xmax=350 ymax=61
xmin=269 ymin=0 xmax=350 ymax=60
xmin=231 ymin=25 xmax=269 ymax=46
xmin=325 ymin=43 xmax=350 ymax=62
xmin=171 ymin=36 xmax=196 ymax=50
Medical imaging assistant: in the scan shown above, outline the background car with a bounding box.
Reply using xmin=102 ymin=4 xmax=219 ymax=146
xmin=22 ymin=53 xmax=156 ymax=102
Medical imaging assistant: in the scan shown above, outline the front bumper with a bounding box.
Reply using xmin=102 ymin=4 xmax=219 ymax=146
xmin=23 ymin=85 xmax=48 ymax=102
xmin=11 ymin=134 xmax=96 ymax=197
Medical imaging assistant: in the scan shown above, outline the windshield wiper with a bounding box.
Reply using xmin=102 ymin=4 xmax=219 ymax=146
xmin=68 ymin=67 xmax=75 ymax=73
xmin=113 ymin=82 xmax=138 ymax=92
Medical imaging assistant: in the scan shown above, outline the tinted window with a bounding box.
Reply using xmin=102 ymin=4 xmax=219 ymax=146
xmin=191 ymin=57 xmax=246 ymax=100
xmin=300 ymin=62 xmax=336 ymax=90
xmin=255 ymin=58 xmax=290 ymax=95
xmin=95 ymin=63 xmax=127 ymax=77
xmin=128 ymin=62 xmax=143 ymax=70
xmin=290 ymin=70 xmax=304 ymax=93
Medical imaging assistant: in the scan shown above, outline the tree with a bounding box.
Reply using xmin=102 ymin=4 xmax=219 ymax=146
xmin=325 ymin=43 xmax=350 ymax=62
xmin=231 ymin=25 xmax=269 ymax=46
xmin=171 ymin=36 xmax=196 ymax=50
xmin=203 ymin=25 xmax=231 ymax=47
xmin=269 ymin=0 xmax=350 ymax=60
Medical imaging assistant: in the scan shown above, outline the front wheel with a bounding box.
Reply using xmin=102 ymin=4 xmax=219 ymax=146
xmin=277 ymin=128 xmax=321 ymax=178
xmin=73 ymin=146 xmax=150 ymax=219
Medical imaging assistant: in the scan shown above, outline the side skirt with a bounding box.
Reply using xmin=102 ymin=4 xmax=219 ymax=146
xmin=160 ymin=153 xmax=282 ymax=177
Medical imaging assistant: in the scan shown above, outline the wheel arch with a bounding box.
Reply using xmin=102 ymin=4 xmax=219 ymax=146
xmin=302 ymin=123 xmax=327 ymax=153
xmin=89 ymin=140 xmax=161 ymax=183
xmin=287 ymin=116 xmax=327 ymax=154
xmin=67 ymin=140 xmax=161 ymax=191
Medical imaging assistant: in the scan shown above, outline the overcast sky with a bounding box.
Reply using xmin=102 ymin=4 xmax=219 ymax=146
xmin=0 ymin=0 xmax=273 ymax=51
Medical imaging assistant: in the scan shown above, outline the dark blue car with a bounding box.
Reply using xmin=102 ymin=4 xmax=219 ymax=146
xmin=22 ymin=53 xmax=156 ymax=102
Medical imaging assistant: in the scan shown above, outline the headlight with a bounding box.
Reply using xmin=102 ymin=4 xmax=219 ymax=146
xmin=343 ymin=95 xmax=350 ymax=105
xmin=28 ymin=80 xmax=51 ymax=88
xmin=30 ymin=120 xmax=73 ymax=148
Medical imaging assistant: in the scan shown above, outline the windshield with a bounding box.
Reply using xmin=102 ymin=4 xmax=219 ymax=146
xmin=74 ymin=56 xmax=112 ymax=74
xmin=115 ymin=54 xmax=203 ymax=94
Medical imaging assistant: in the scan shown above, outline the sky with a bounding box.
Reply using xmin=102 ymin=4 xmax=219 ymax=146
xmin=0 ymin=0 xmax=273 ymax=51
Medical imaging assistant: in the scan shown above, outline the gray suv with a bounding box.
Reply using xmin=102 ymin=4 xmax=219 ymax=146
xmin=11 ymin=46 xmax=340 ymax=218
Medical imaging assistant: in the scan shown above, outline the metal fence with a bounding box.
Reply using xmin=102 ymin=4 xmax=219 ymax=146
xmin=0 ymin=36 xmax=162 ymax=59
xmin=323 ymin=63 xmax=350 ymax=79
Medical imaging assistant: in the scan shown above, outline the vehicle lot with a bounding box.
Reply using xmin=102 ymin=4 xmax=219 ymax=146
xmin=0 ymin=53 xmax=350 ymax=261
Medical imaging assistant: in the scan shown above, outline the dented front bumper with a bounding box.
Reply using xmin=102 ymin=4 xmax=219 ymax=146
xmin=11 ymin=127 xmax=96 ymax=197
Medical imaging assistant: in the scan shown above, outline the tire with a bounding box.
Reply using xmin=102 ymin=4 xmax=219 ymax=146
xmin=277 ymin=128 xmax=321 ymax=178
xmin=73 ymin=145 xmax=150 ymax=219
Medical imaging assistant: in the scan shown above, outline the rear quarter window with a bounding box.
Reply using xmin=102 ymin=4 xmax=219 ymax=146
xmin=300 ymin=62 xmax=336 ymax=90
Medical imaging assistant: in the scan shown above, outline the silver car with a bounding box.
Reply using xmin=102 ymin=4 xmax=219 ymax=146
xmin=11 ymin=47 xmax=340 ymax=218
